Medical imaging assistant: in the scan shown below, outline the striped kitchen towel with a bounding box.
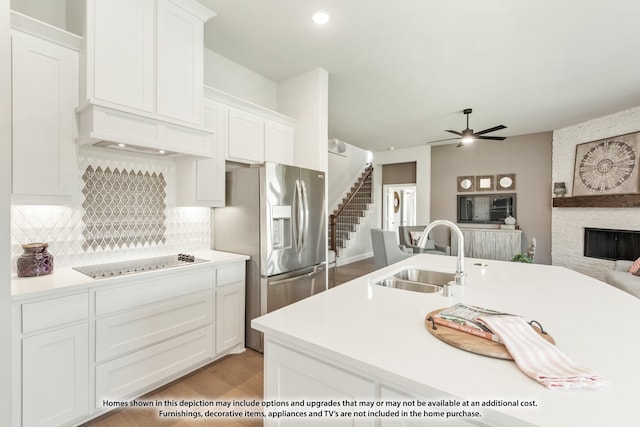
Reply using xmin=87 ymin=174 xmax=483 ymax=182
xmin=478 ymin=315 xmax=606 ymax=389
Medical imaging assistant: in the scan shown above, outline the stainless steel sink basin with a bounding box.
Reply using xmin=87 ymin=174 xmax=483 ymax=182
xmin=375 ymin=278 xmax=443 ymax=293
xmin=374 ymin=269 xmax=455 ymax=294
xmin=394 ymin=269 xmax=455 ymax=286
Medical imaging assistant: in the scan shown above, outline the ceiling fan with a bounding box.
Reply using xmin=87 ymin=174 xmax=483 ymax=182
xmin=428 ymin=108 xmax=507 ymax=147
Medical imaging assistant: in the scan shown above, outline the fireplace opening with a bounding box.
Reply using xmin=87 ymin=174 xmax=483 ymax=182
xmin=584 ymin=228 xmax=640 ymax=261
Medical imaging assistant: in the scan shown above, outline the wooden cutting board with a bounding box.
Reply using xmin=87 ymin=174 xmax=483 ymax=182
xmin=425 ymin=308 xmax=555 ymax=360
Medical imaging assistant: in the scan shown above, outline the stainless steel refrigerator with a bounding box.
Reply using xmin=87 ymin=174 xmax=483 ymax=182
xmin=214 ymin=162 xmax=327 ymax=352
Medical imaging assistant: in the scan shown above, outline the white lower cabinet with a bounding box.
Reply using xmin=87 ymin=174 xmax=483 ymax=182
xmin=264 ymin=341 xmax=375 ymax=426
xmin=13 ymin=260 xmax=247 ymax=426
xmin=95 ymin=291 xmax=213 ymax=362
xmin=216 ymin=282 xmax=244 ymax=353
xmin=215 ymin=263 xmax=246 ymax=354
xmin=93 ymin=269 xmax=216 ymax=407
xmin=263 ymin=340 xmax=489 ymax=427
xmin=18 ymin=291 xmax=90 ymax=427
xmin=379 ymin=387 xmax=478 ymax=427
xmin=96 ymin=326 xmax=213 ymax=407
xmin=22 ymin=324 xmax=89 ymax=427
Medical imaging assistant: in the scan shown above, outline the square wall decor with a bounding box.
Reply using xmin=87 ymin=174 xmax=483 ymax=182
xmin=475 ymin=175 xmax=494 ymax=191
xmin=572 ymin=132 xmax=640 ymax=196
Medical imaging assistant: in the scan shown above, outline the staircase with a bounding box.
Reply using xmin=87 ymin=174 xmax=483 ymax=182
xmin=329 ymin=166 xmax=373 ymax=256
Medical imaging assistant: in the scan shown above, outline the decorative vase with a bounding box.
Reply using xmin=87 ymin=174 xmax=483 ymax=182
xmin=17 ymin=243 xmax=54 ymax=277
xmin=553 ymin=182 xmax=567 ymax=197
xmin=504 ymin=215 xmax=516 ymax=225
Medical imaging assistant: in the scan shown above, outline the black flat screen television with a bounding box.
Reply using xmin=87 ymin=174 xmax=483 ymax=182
xmin=457 ymin=193 xmax=516 ymax=224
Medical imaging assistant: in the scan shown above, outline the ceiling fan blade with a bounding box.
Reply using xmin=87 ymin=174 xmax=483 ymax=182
xmin=445 ymin=130 xmax=462 ymax=136
xmin=427 ymin=137 xmax=459 ymax=144
xmin=476 ymin=135 xmax=507 ymax=141
xmin=474 ymin=125 xmax=506 ymax=136
xmin=456 ymin=142 xmax=464 ymax=148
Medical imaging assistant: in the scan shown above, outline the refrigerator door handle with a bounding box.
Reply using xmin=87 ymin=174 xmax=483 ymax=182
xmin=300 ymin=180 xmax=309 ymax=251
xmin=292 ymin=179 xmax=300 ymax=250
xmin=267 ymin=267 xmax=324 ymax=286
xmin=295 ymin=179 xmax=305 ymax=251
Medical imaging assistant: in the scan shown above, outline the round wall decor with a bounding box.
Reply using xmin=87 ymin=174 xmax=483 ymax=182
xmin=578 ymin=140 xmax=636 ymax=191
xmin=572 ymin=133 xmax=640 ymax=197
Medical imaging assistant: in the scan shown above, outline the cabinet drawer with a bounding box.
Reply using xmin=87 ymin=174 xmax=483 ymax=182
xmin=96 ymin=291 xmax=213 ymax=362
xmin=96 ymin=325 xmax=213 ymax=405
xmin=216 ymin=262 xmax=245 ymax=287
xmin=95 ymin=268 xmax=213 ymax=316
xmin=22 ymin=292 xmax=88 ymax=334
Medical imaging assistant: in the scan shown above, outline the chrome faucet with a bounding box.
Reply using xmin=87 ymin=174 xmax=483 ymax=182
xmin=417 ymin=220 xmax=465 ymax=286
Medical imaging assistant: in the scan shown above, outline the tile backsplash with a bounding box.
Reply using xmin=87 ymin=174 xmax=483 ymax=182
xmin=11 ymin=148 xmax=211 ymax=271
xmin=81 ymin=165 xmax=167 ymax=251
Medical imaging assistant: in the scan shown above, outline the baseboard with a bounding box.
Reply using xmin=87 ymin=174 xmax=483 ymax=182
xmin=333 ymin=251 xmax=373 ymax=267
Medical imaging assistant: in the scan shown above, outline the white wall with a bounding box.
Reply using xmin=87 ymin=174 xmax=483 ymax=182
xmin=372 ymin=146 xmax=431 ymax=228
xmin=10 ymin=0 xmax=66 ymax=28
xmin=328 ymin=142 xmax=369 ymax=211
xmin=552 ymin=106 xmax=640 ymax=279
xmin=277 ymin=67 xmax=329 ymax=172
xmin=1 ymin=0 xmax=13 ymax=424
xmin=204 ymin=48 xmax=277 ymax=110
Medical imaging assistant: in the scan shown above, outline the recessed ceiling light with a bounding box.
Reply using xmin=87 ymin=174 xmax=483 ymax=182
xmin=312 ymin=11 xmax=330 ymax=25
xmin=118 ymin=143 xmax=126 ymax=147
xmin=389 ymin=146 xmax=395 ymax=151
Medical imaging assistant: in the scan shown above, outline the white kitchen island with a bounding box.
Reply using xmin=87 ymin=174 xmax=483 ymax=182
xmin=252 ymin=254 xmax=640 ymax=427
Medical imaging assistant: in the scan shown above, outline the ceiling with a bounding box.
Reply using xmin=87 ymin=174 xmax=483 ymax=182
xmin=197 ymin=0 xmax=640 ymax=152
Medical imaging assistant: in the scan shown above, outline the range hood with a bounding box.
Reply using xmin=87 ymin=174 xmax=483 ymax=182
xmin=92 ymin=141 xmax=177 ymax=157
xmin=76 ymin=101 xmax=215 ymax=158
xmin=73 ymin=0 xmax=216 ymax=159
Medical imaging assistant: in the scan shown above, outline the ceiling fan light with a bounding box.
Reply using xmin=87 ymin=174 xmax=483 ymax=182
xmin=461 ymin=129 xmax=474 ymax=144
xmin=461 ymin=135 xmax=474 ymax=144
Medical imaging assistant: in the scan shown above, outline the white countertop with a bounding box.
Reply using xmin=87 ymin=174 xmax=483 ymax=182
xmin=253 ymin=254 xmax=640 ymax=426
xmin=11 ymin=250 xmax=249 ymax=300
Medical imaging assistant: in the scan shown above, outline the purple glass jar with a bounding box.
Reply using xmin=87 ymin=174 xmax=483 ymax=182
xmin=17 ymin=243 xmax=54 ymax=277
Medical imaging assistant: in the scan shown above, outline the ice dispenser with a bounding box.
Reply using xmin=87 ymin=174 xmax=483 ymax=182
xmin=271 ymin=205 xmax=292 ymax=249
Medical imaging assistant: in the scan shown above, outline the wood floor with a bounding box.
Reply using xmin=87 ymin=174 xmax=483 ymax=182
xmin=83 ymin=350 xmax=264 ymax=427
xmin=328 ymin=256 xmax=379 ymax=286
xmin=83 ymin=258 xmax=377 ymax=427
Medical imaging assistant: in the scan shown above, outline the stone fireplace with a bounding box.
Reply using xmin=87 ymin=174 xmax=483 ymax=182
xmin=552 ymin=106 xmax=640 ymax=280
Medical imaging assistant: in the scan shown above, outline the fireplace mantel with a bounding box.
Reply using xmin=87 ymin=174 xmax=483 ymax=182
xmin=553 ymin=194 xmax=640 ymax=208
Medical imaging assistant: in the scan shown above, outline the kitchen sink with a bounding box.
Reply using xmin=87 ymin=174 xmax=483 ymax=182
xmin=394 ymin=269 xmax=455 ymax=286
xmin=374 ymin=269 xmax=455 ymax=294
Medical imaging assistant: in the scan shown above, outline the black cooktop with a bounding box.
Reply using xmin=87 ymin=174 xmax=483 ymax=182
xmin=73 ymin=254 xmax=208 ymax=279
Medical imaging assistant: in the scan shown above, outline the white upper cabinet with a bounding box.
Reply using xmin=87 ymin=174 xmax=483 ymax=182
xmin=11 ymin=14 xmax=81 ymax=204
xmin=91 ymin=0 xmax=154 ymax=112
xmin=77 ymin=0 xmax=216 ymax=157
xmin=176 ymin=98 xmax=226 ymax=207
xmin=156 ymin=0 xmax=204 ymax=125
xmin=265 ymin=119 xmax=295 ymax=166
xmin=227 ymin=107 xmax=265 ymax=164
xmin=205 ymin=87 xmax=297 ymax=165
